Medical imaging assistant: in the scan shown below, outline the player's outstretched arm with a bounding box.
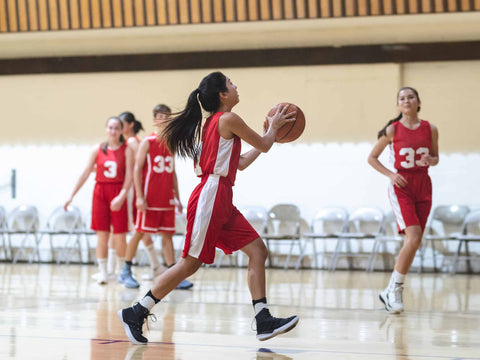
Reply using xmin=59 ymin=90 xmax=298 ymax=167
xmin=134 ymin=138 xmax=150 ymax=211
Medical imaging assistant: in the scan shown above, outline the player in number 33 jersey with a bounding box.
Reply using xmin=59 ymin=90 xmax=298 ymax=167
xmin=368 ymin=87 xmax=439 ymax=314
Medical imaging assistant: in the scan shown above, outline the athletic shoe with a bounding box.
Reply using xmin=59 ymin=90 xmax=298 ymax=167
xmin=379 ymin=285 xmax=404 ymax=314
xmin=254 ymin=308 xmax=299 ymax=341
xmin=119 ymin=267 xmax=140 ymax=289
xmin=118 ymin=303 xmax=156 ymax=345
xmin=97 ymin=272 xmax=108 ymax=285
xmin=176 ymin=279 xmax=193 ymax=290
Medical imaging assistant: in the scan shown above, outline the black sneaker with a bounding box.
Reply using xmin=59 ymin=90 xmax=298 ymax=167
xmin=255 ymin=308 xmax=299 ymax=341
xmin=118 ymin=303 xmax=155 ymax=345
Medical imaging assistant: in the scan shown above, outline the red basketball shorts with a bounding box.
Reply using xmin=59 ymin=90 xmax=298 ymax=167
xmin=135 ymin=208 xmax=175 ymax=234
xmin=91 ymin=183 xmax=129 ymax=234
xmin=388 ymin=171 xmax=432 ymax=233
xmin=182 ymin=175 xmax=259 ymax=264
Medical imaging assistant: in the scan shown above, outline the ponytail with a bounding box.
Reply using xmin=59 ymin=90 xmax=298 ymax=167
xmin=377 ymin=113 xmax=402 ymax=139
xmin=162 ymin=72 xmax=228 ymax=161
xmin=119 ymin=111 xmax=144 ymax=135
xmin=163 ymin=89 xmax=203 ymax=160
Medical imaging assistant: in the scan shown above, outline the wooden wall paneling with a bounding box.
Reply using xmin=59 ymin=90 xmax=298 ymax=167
xmin=283 ymin=0 xmax=294 ymax=18
xmin=345 ymin=0 xmax=356 ymax=15
xmin=224 ymin=0 xmax=235 ymax=21
xmin=89 ymin=0 xmax=102 ymax=27
xmin=420 ymin=0 xmax=430 ymax=11
xmin=332 ymin=0 xmax=343 ymax=15
xmin=189 ymin=0 xmax=201 ymax=22
xmin=271 ymin=0 xmax=282 ymax=19
xmin=307 ymin=0 xmax=318 ymax=17
xmin=144 ymin=0 xmax=156 ymax=24
xmin=357 ymin=0 xmax=369 ymax=14
xmin=258 ymin=0 xmax=270 ymax=20
xmin=17 ymin=0 xmax=30 ymax=31
xmin=408 ymin=0 xmax=419 ymax=12
xmin=27 ymin=0 xmax=39 ymax=30
xmin=320 ymin=0 xmax=330 ymax=16
xmin=460 ymin=0 xmax=470 ymax=10
xmin=133 ymin=0 xmax=146 ymax=25
xmin=395 ymin=0 xmax=406 ymax=13
xmin=99 ymin=0 xmax=111 ymax=27
xmin=447 ymin=0 xmax=457 ymax=10
xmin=121 ymin=0 xmax=133 ymax=26
xmin=295 ymin=0 xmax=307 ymax=17
xmin=177 ymin=0 xmax=190 ymax=23
xmin=434 ymin=0 xmax=444 ymax=11
xmin=235 ymin=0 xmax=247 ymax=20
xmin=0 ymin=0 xmax=7 ymax=32
xmin=199 ymin=0 xmax=211 ymax=22
xmin=156 ymin=0 xmax=167 ymax=24
xmin=167 ymin=0 xmax=178 ymax=23
xmin=48 ymin=0 xmax=60 ymax=29
xmin=475 ymin=0 xmax=480 ymax=9
xmin=6 ymin=0 xmax=17 ymax=31
xmin=247 ymin=0 xmax=258 ymax=20
xmin=382 ymin=0 xmax=393 ymax=14
xmin=110 ymin=0 xmax=122 ymax=26
xmin=370 ymin=0 xmax=380 ymax=13
xmin=68 ymin=0 xmax=80 ymax=28
xmin=58 ymin=0 xmax=70 ymax=29
xmin=78 ymin=0 xmax=90 ymax=28
xmin=37 ymin=0 xmax=49 ymax=30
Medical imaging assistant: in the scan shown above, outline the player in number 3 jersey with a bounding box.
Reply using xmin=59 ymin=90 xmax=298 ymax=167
xmin=368 ymin=87 xmax=439 ymax=314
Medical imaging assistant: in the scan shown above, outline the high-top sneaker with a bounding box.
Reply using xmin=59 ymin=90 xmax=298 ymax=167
xmin=119 ymin=266 xmax=140 ymax=289
xmin=379 ymin=285 xmax=404 ymax=314
xmin=254 ymin=308 xmax=299 ymax=341
xmin=118 ymin=303 xmax=156 ymax=345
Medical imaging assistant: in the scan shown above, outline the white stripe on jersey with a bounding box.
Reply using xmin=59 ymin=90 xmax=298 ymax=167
xmin=388 ymin=182 xmax=406 ymax=230
xmin=189 ymin=175 xmax=219 ymax=259
xmin=144 ymin=154 xmax=153 ymax=200
xmin=213 ymin=137 xmax=234 ymax=177
xmin=388 ymin=143 xmax=397 ymax=174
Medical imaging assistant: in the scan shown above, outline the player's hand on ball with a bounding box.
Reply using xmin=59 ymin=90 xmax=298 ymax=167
xmin=266 ymin=104 xmax=296 ymax=131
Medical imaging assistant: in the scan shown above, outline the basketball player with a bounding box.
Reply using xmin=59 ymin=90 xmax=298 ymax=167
xmin=118 ymin=72 xmax=299 ymax=344
xmin=368 ymin=87 xmax=439 ymax=313
xmin=104 ymin=112 xmax=144 ymax=278
xmin=119 ymin=104 xmax=193 ymax=290
xmin=65 ymin=116 xmax=133 ymax=284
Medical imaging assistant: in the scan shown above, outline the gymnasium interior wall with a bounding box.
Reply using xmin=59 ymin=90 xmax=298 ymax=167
xmin=0 ymin=60 xmax=479 ymax=224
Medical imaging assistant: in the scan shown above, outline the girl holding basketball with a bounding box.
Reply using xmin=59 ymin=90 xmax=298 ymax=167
xmin=118 ymin=71 xmax=299 ymax=344
xmin=65 ymin=116 xmax=134 ymax=284
xmin=368 ymin=87 xmax=439 ymax=313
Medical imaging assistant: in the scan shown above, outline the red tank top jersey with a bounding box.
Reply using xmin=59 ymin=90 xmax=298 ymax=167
xmin=194 ymin=112 xmax=241 ymax=186
xmin=390 ymin=120 xmax=431 ymax=173
xmin=142 ymin=133 xmax=175 ymax=209
xmin=95 ymin=143 xmax=127 ymax=184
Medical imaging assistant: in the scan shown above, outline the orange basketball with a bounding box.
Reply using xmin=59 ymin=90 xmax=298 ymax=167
xmin=267 ymin=103 xmax=305 ymax=143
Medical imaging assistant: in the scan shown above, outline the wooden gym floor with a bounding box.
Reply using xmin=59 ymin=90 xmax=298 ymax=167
xmin=0 ymin=263 xmax=479 ymax=360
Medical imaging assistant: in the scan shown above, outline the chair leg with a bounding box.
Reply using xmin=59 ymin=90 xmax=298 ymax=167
xmin=295 ymin=239 xmax=306 ymax=270
xmin=329 ymin=239 xmax=343 ymax=271
xmin=465 ymin=241 xmax=472 ymax=273
xmin=367 ymin=240 xmax=378 ymax=272
xmin=452 ymin=240 xmax=463 ymax=274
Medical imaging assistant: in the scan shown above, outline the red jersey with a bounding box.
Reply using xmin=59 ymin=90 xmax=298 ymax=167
xmin=142 ymin=133 xmax=175 ymax=209
xmin=95 ymin=143 xmax=127 ymax=184
xmin=389 ymin=120 xmax=431 ymax=173
xmin=194 ymin=112 xmax=241 ymax=186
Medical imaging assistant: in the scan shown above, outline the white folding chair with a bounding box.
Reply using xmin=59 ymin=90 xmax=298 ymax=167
xmin=8 ymin=205 xmax=40 ymax=263
xmin=263 ymin=204 xmax=302 ymax=269
xmin=451 ymin=210 xmax=480 ymax=274
xmin=330 ymin=207 xmax=384 ymax=271
xmin=300 ymin=207 xmax=348 ymax=269
xmin=424 ymin=205 xmax=470 ymax=272
xmin=0 ymin=206 xmax=10 ymax=260
xmin=39 ymin=205 xmax=84 ymax=264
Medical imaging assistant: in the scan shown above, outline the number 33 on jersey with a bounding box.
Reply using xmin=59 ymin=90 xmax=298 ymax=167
xmin=390 ymin=120 xmax=432 ymax=171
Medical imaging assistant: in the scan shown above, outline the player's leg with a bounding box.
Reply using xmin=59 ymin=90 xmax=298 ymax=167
xmin=161 ymin=231 xmax=193 ymax=290
xmin=118 ymin=255 xmax=202 ymax=344
xmin=119 ymin=231 xmax=143 ymax=288
xmin=95 ymin=231 xmax=110 ymax=284
xmin=107 ymin=233 xmax=116 ymax=277
xmin=241 ymin=237 xmax=299 ymax=341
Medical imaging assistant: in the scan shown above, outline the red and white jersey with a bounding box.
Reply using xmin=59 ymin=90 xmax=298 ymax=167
xmin=194 ymin=112 xmax=241 ymax=186
xmin=389 ymin=120 xmax=431 ymax=173
xmin=95 ymin=143 xmax=127 ymax=184
xmin=142 ymin=133 xmax=175 ymax=209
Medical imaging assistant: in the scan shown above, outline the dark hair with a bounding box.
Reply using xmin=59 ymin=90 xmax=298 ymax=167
xmin=102 ymin=116 xmax=125 ymax=154
xmin=162 ymin=71 xmax=228 ymax=160
xmin=119 ymin=111 xmax=144 ymax=135
xmin=377 ymin=86 xmax=421 ymax=139
xmin=153 ymin=104 xmax=172 ymax=117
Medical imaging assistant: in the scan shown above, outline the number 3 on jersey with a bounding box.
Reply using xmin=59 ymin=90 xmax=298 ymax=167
xmin=153 ymin=155 xmax=173 ymax=173
xmin=103 ymin=160 xmax=118 ymax=178
xmin=399 ymin=147 xmax=429 ymax=168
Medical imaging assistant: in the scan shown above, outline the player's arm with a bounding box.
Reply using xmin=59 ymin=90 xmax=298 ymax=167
xmin=127 ymin=137 xmax=140 ymax=155
xmin=219 ymin=106 xmax=295 ymax=153
xmin=238 ymin=119 xmax=268 ymax=170
xmin=367 ymin=125 xmax=407 ymax=188
xmin=172 ymin=158 xmax=183 ymax=213
xmin=420 ymin=123 xmax=439 ymax=166
xmin=134 ymin=138 xmax=150 ymax=211
xmin=111 ymin=146 xmax=133 ymax=211
xmin=64 ymin=145 xmax=97 ymax=210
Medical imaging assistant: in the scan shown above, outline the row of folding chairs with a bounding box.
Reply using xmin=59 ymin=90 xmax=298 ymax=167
xmin=239 ymin=204 xmax=480 ymax=273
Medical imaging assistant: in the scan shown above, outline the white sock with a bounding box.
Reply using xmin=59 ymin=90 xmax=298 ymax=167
xmin=98 ymin=258 xmax=108 ymax=276
xmin=146 ymin=244 xmax=161 ymax=270
xmin=254 ymin=302 xmax=268 ymax=316
xmin=140 ymin=295 xmax=156 ymax=311
xmin=115 ymin=256 xmax=125 ymax=275
xmin=107 ymin=248 xmax=116 ymax=274
xmin=389 ymin=270 xmax=406 ymax=289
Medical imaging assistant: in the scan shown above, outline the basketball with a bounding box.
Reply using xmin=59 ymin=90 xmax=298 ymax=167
xmin=267 ymin=103 xmax=306 ymax=143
